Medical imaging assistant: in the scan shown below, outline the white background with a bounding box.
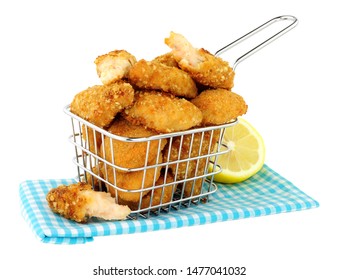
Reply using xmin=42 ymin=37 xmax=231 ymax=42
xmin=1 ymin=0 xmax=337 ymax=279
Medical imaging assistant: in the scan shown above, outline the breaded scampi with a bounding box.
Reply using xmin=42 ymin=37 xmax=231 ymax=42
xmin=153 ymin=52 xmax=179 ymax=68
xmin=123 ymin=91 xmax=203 ymax=133
xmin=163 ymin=131 xmax=220 ymax=197
xmin=165 ymin=32 xmax=235 ymax=89
xmin=128 ymin=59 xmax=198 ymax=99
xmin=140 ymin=171 xmax=177 ymax=209
xmin=102 ymin=117 xmax=167 ymax=170
xmin=102 ymin=155 xmax=163 ymax=203
xmin=181 ymin=163 xmax=207 ymax=198
xmin=119 ymin=171 xmax=177 ymax=210
xmin=83 ymin=162 xmax=104 ymax=190
xmin=94 ymin=50 xmax=137 ymax=85
xmin=46 ymin=182 xmax=131 ymax=223
xmin=70 ymin=82 xmax=134 ymax=128
xmin=81 ymin=124 xmax=102 ymax=154
xmin=163 ymin=132 xmax=217 ymax=179
xmin=191 ymin=89 xmax=248 ymax=125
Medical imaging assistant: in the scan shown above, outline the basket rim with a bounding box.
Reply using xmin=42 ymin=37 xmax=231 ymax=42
xmin=63 ymin=104 xmax=238 ymax=142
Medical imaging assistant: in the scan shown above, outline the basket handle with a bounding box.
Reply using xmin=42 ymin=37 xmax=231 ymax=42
xmin=215 ymin=15 xmax=298 ymax=70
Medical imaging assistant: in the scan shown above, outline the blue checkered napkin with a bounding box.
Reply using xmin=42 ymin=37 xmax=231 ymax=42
xmin=19 ymin=165 xmax=319 ymax=244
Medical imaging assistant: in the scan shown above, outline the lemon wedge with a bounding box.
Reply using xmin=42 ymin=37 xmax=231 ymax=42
xmin=211 ymin=117 xmax=266 ymax=183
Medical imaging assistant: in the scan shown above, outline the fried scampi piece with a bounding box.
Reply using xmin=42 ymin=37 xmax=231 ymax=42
xmin=103 ymin=155 xmax=163 ymax=203
xmin=70 ymin=82 xmax=134 ymax=128
xmin=140 ymin=171 xmax=177 ymax=209
xmin=46 ymin=182 xmax=131 ymax=223
xmin=81 ymin=124 xmax=102 ymax=154
xmin=83 ymin=162 xmax=104 ymax=191
xmin=94 ymin=50 xmax=137 ymax=85
xmin=119 ymin=171 xmax=177 ymax=210
xmin=165 ymin=32 xmax=235 ymax=89
xmin=123 ymin=91 xmax=203 ymax=133
xmin=163 ymin=131 xmax=220 ymax=197
xmin=191 ymin=89 xmax=248 ymax=125
xmin=128 ymin=59 xmax=197 ymax=99
xmin=153 ymin=52 xmax=179 ymax=68
xmin=164 ymin=131 xmax=220 ymax=178
xmin=180 ymin=160 xmax=207 ymax=198
xmin=102 ymin=117 xmax=167 ymax=170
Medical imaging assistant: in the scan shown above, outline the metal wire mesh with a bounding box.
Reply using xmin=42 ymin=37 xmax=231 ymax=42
xmin=64 ymin=105 xmax=236 ymax=219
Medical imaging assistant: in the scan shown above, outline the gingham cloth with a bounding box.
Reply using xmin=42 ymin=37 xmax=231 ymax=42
xmin=19 ymin=164 xmax=319 ymax=245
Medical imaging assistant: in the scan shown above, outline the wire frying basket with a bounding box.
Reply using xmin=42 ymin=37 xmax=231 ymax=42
xmin=64 ymin=107 xmax=236 ymax=219
xmin=64 ymin=15 xmax=297 ymax=220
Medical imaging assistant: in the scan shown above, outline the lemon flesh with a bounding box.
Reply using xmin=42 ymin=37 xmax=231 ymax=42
xmin=212 ymin=117 xmax=265 ymax=183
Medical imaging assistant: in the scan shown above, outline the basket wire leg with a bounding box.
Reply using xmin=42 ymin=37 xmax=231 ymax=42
xmin=139 ymin=140 xmax=152 ymax=218
xmin=201 ymin=130 xmax=215 ymax=204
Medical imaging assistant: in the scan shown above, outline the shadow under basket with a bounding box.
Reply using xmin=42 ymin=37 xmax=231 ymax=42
xmin=64 ymin=105 xmax=237 ymax=219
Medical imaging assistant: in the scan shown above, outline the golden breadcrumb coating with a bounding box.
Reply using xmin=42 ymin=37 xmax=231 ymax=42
xmin=102 ymin=155 xmax=163 ymax=203
xmin=191 ymin=89 xmax=248 ymax=125
xmin=123 ymin=91 xmax=203 ymax=133
xmin=102 ymin=117 xmax=167 ymax=170
xmin=165 ymin=31 xmax=235 ymax=89
xmin=46 ymin=182 xmax=131 ymax=223
xmin=94 ymin=50 xmax=137 ymax=85
xmin=140 ymin=172 xmax=176 ymax=209
xmin=118 ymin=171 xmax=177 ymax=210
xmin=83 ymin=163 xmax=104 ymax=190
xmin=81 ymin=124 xmax=102 ymax=154
xmin=152 ymin=52 xmax=179 ymax=68
xmin=70 ymin=82 xmax=134 ymax=128
xmin=163 ymin=131 xmax=220 ymax=197
xmin=128 ymin=59 xmax=197 ymax=99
